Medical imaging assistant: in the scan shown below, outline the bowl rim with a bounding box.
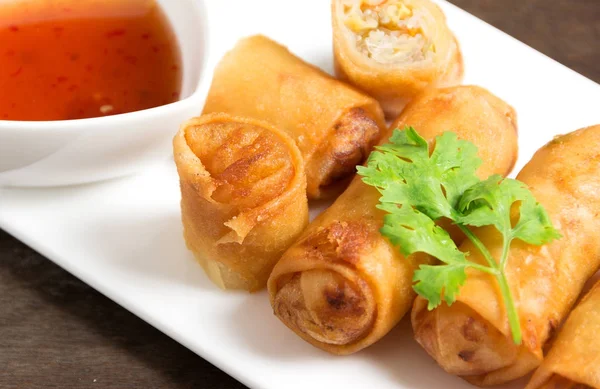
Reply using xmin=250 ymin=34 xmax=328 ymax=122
xmin=0 ymin=0 xmax=209 ymax=132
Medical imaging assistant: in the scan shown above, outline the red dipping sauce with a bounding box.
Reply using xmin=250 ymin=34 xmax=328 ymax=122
xmin=0 ymin=0 xmax=182 ymax=121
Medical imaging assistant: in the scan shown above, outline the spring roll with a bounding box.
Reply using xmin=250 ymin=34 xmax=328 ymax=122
xmin=203 ymin=35 xmax=386 ymax=199
xmin=173 ymin=113 xmax=309 ymax=291
xmin=525 ymin=280 xmax=600 ymax=389
xmin=412 ymin=125 xmax=600 ymax=386
xmin=267 ymin=86 xmax=518 ymax=355
xmin=332 ymin=0 xmax=464 ymax=118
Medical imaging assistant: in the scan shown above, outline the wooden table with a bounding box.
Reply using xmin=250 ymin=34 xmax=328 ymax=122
xmin=1 ymin=1 xmax=598 ymax=388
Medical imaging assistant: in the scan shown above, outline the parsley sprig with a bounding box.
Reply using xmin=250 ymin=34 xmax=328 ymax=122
xmin=358 ymin=127 xmax=561 ymax=344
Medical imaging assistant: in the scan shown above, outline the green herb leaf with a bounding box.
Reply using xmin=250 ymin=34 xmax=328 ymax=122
xmin=358 ymin=127 xmax=482 ymax=221
xmin=458 ymin=176 xmax=562 ymax=245
xmin=413 ymin=264 xmax=468 ymax=310
xmin=357 ymin=127 xmax=561 ymax=345
xmin=512 ymin=194 xmax=563 ymax=245
xmin=378 ymin=204 xmax=473 ymax=310
xmin=379 ymin=204 xmax=464 ymax=260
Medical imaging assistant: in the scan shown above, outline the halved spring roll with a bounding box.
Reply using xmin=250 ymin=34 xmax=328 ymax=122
xmin=332 ymin=0 xmax=464 ymax=118
xmin=525 ymin=280 xmax=600 ymax=389
xmin=268 ymin=86 xmax=518 ymax=355
xmin=173 ymin=113 xmax=309 ymax=291
xmin=412 ymin=125 xmax=600 ymax=386
xmin=203 ymin=35 xmax=386 ymax=199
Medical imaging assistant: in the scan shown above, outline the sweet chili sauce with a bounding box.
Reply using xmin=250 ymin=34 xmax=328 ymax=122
xmin=0 ymin=0 xmax=182 ymax=121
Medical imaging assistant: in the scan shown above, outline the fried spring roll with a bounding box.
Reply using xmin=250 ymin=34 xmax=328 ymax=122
xmin=267 ymin=86 xmax=517 ymax=355
xmin=332 ymin=0 xmax=464 ymax=118
xmin=173 ymin=113 xmax=309 ymax=291
xmin=525 ymin=280 xmax=600 ymax=389
xmin=412 ymin=125 xmax=600 ymax=386
xmin=203 ymin=35 xmax=386 ymax=199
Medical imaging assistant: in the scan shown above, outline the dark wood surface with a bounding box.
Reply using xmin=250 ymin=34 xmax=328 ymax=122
xmin=1 ymin=1 xmax=599 ymax=388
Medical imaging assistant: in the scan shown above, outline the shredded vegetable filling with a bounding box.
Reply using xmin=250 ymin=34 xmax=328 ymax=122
xmin=343 ymin=0 xmax=434 ymax=63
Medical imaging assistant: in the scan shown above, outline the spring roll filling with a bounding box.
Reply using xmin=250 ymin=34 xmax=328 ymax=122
xmin=342 ymin=0 xmax=434 ymax=64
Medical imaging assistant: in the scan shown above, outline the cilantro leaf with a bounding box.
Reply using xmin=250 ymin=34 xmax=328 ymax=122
xmin=414 ymin=264 xmax=468 ymax=310
xmin=458 ymin=176 xmax=562 ymax=245
xmin=358 ymin=127 xmax=561 ymax=345
xmin=457 ymin=175 xmax=518 ymax=231
xmin=379 ymin=204 xmax=464 ymax=260
xmin=429 ymin=132 xmax=482 ymax=208
xmin=512 ymin=194 xmax=562 ymax=245
xmin=358 ymin=127 xmax=482 ymax=221
xmin=378 ymin=204 xmax=472 ymax=310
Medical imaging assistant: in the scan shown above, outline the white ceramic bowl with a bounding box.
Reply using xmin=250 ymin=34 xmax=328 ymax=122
xmin=0 ymin=0 xmax=208 ymax=187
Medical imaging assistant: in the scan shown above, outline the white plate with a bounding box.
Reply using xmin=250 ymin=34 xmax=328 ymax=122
xmin=1 ymin=1 xmax=600 ymax=388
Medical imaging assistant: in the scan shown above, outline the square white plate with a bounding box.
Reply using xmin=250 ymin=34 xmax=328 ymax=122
xmin=1 ymin=1 xmax=599 ymax=388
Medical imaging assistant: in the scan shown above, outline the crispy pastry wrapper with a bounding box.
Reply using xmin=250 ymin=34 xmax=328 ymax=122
xmin=203 ymin=35 xmax=386 ymax=199
xmin=332 ymin=0 xmax=464 ymax=118
xmin=412 ymin=125 xmax=600 ymax=386
xmin=267 ymin=86 xmax=517 ymax=355
xmin=173 ymin=113 xmax=309 ymax=291
xmin=525 ymin=280 xmax=600 ymax=389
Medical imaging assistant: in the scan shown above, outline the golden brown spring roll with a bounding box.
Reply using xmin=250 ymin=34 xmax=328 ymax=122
xmin=412 ymin=125 xmax=600 ymax=386
xmin=332 ymin=0 xmax=464 ymax=118
xmin=173 ymin=113 xmax=309 ymax=291
xmin=267 ymin=86 xmax=517 ymax=355
xmin=525 ymin=280 xmax=600 ymax=389
xmin=203 ymin=35 xmax=386 ymax=199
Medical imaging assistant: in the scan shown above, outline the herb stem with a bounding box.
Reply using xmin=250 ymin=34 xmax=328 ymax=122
xmin=495 ymin=271 xmax=522 ymax=344
xmin=500 ymin=233 xmax=512 ymax=269
xmin=460 ymin=224 xmax=522 ymax=344
xmin=469 ymin=263 xmax=499 ymax=276
xmin=458 ymin=225 xmax=498 ymax=269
